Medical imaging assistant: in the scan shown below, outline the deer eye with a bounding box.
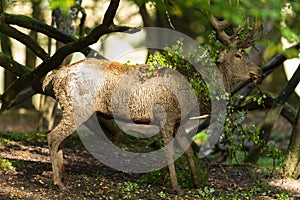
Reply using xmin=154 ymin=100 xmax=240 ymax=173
xmin=234 ymin=53 xmax=242 ymax=59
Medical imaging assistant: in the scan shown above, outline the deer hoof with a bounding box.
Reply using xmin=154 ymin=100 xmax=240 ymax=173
xmin=174 ymin=187 xmax=184 ymax=194
xmin=55 ymin=181 xmax=66 ymax=190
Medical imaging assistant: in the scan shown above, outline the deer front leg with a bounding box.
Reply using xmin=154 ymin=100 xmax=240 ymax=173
xmin=48 ymin=118 xmax=76 ymax=189
xmin=160 ymin=121 xmax=182 ymax=193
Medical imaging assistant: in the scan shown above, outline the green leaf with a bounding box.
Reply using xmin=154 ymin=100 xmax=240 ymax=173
xmin=49 ymin=0 xmax=75 ymax=12
xmin=281 ymin=27 xmax=300 ymax=43
xmin=194 ymin=131 xmax=208 ymax=144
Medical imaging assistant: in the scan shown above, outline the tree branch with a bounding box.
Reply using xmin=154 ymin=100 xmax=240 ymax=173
xmin=0 ymin=0 xmax=140 ymax=112
xmin=4 ymin=13 xmax=105 ymax=59
xmin=0 ymin=52 xmax=32 ymax=76
xmin=0 ymin=23 xmax=48 ymax=61
xmin=245 ymin=63 xmax=300 ymax=164
xmin=5 ymin=87 xmax=36 ymax=109
xmin=238 ymin=93 xmax=297 ymax=125
xmin=5 ymin=13 xmax=76 ymax=43
xmin=78 ymin=7 xmax=86 ymax=38
xmin=103 ymin=0 xmax=120 ymax=25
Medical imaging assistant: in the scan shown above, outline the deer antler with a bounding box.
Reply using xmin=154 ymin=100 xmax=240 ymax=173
xmin=237 ymin=18 xmax=263 ymax=48
xmin=209 ymin=15 xmax=262 ymax=49
xmin=209 ymin=16 xmax=236 ymax=47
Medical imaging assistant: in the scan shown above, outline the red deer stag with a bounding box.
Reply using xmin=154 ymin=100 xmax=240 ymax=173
xmin=43 ymin=18 xmax=262 ymax=192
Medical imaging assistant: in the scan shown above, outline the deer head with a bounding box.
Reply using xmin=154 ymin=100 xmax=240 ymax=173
xmin=209 ymin=16 xmax=262 ymax=91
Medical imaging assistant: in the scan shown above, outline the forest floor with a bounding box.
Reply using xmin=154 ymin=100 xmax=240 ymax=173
xmin=0 ymin=109 xmax=299 ymax=199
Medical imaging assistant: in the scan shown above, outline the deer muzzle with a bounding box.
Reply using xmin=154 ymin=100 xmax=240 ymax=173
xmin=249 ymin=67 xmax=262 ymax=80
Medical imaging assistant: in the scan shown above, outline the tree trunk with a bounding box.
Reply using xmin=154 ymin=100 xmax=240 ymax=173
xmin=284 ymin=103 xmax=300 ymax=178
xmin=245 ymin=64 xmax=300 ymax=164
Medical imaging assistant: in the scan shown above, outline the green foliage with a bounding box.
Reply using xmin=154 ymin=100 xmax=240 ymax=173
xmin=0 ymin=131 xmax=47 ymax=143
xmin=193 ymin=130 xmax=208 ymax=144
xmin=253 ymin=94 xmax=267 ymax=106
xmin=147 ymin=38 xmax=211 ymax=99
xmin=138 ymin=168 xmax=170 ymax=187
xmin=157 ymin=191 xmax=166 ymax=198
xmin=0 ymin=158 xmax=15 ymax=171
xmin=275 ymin=193 xmax=291 ymax=200
xmin=159 ymin=0 xmax=284 ymax=25
xmin=4 ymin=0 xmax=77 ymax=12
xmin=122 ymin=181 xmax=139 ymax=192
xmin=120 ymin=181 xmax=141 ymax=199
xmin=281 ymin=27 xmax=300 ymax=43
xmin=221 ymin=94 xmax=285 ymax=169
xmin=134 ymin=0 xmax=299 ymax=50
xmin=147 ymin=38 xmax=189 ymax=70
xmin=49 ymin=0 xmax=77 ymax=12
xmin=284 ymin=48 xmax=300 ymax=59
xmin=197 ymin=186 xmax=215 ymax=198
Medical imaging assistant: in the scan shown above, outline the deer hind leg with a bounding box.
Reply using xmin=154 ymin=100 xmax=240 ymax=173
xmin=176 ymin=130 xmax=200 ymax=188
xmin=48 ymin=116 xmax=76 ymax=189
xmin=160 ymin=121 xmax=182 ymax=193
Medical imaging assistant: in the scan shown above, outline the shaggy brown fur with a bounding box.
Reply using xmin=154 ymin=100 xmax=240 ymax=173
xmin=43 ymin=50 xmax=261 ymax=192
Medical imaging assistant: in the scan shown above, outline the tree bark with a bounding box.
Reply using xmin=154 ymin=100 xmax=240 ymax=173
xmin=0 ymin=33 xmax=16 ymax=90
xmin=284 ymin=103 xmax=300 ymax=178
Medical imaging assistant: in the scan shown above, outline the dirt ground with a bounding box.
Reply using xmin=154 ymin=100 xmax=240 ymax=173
xmin=0 ymin=109 xmax=300 ymax=199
